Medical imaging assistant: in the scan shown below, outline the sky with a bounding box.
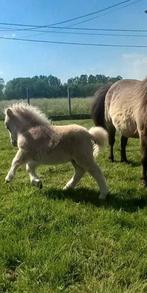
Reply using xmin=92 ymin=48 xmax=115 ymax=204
xmin=0 ymin=0 xmax=147 ymax=83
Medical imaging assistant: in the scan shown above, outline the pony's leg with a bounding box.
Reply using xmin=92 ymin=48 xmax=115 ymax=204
xmin=88 ymin=161 xmax=108 ymax=200
xmin=5 ymin=149 xmax=27 ymax=182
xmin=26 ymin=162 xmax=42 ymax=189
xmin=108 ymin=128 xmax=116 ymax=162
xmin=63 ymin=160 xmax=85 ymax=190
xmin=120 ymin=135 xmax=128 ymax=163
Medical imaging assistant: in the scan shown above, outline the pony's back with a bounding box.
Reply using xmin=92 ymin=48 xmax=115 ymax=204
xmin=106 ymin=79 xmax=142 ymax=109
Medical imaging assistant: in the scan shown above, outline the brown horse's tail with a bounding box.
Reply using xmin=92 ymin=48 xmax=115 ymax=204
xmin=91 ymin=83 xmax=112 ymax=128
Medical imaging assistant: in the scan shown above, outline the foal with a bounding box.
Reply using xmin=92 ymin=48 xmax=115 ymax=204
xmin=5 ymin=103 xmax=109 ymax=199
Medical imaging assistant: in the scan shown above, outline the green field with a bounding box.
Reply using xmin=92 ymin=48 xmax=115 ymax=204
xmin=0 ymin=119 xmax=147 ymax=293
xmin=0 ymin=97 xmax=93 ymax=120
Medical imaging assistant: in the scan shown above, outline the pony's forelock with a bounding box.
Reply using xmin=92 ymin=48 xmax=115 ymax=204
xmin=5 ymin=102 xmax=49 ymax=126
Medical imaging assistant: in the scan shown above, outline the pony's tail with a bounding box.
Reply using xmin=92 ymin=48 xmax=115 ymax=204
xmin=91 ymin=83 xmax=112 ymax=128
xmin=89 ymin=127 xmax=108 ymax=157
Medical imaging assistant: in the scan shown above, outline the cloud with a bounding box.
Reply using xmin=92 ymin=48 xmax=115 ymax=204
xmin=122 ymin=53 xmax=147 ymax=80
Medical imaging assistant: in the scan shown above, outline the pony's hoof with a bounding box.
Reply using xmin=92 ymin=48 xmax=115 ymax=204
xmin=63 ymin=185 xmax=73 ymax=190
xmin=63 ymin=185 xmax=68 ymax=190
xmin=32 ymin=179 xmax=43 ymax=189
xmin=5 ymin=175 xmax=13 ymax=183
xmin=38 ymin=181 xmax=43 ymax=189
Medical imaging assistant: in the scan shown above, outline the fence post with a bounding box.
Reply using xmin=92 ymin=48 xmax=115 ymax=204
xmin=26 ymin=87 xmax=30 ymax=105
xmin=67 ymin=86 xmax=72 ymax=116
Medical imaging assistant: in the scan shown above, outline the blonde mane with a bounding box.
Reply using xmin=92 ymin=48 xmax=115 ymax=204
xmin=5 ymin=102 xmax=50 ymax=126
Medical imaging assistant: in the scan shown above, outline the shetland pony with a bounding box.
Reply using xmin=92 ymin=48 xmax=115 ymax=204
xmin=4 ymin=103 xmax=108 ymax=199
xmin=92 ymin=78 xmax=147 ymax=186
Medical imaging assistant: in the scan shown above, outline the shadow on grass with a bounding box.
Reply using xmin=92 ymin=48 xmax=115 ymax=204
xmin=43 ymin=187 xmax=147 ymax=213
xmin=109 ymin=159 xmax=141 ymax=167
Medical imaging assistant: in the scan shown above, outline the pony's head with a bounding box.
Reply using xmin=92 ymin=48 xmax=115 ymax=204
xmin=4 ymin=108 xmax=18 ymax=146
xmin=4 ymin=103 xmax=49 ymax=147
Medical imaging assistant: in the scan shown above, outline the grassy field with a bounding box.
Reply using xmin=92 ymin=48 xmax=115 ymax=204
xmin=0 ymin=97 xmax=93 ymax=120
xmin=0 ymin=119 xmax=147 ymax=292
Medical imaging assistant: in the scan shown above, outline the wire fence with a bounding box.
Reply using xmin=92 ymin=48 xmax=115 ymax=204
xmin=0 ymin=96 xmax=94 ymax=121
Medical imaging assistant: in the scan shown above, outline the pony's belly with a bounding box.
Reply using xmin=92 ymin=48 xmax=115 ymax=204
xmin=121 ymin=127 xmax=139 ymax=138
xmin=35 ymin=148 xmax=71 ymax=164
xmin=112 ymin=112 xmax=138 ymax=138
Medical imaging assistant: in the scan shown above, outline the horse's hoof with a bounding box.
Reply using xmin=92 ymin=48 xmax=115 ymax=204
xmin=121 ymin=159 xmax=129 ymax=164
xmin=108 ymin=157 xmax=114 ymax=163
xmin=99 ymin=192 xmax=108 ymax=200
xmin=140 ymin=178 xmax=147 ymax=187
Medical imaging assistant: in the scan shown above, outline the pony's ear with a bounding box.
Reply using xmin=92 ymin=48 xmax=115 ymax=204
xmin=6 ymin=108 xmax=13 ymax=117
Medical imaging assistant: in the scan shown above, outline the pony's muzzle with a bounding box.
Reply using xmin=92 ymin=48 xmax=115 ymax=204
xmin=11 ymin=139 xmax=17 ymax=147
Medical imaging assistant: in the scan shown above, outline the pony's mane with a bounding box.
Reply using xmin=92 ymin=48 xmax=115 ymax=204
xmin=5 ymin=102 xmax=50 ymax=126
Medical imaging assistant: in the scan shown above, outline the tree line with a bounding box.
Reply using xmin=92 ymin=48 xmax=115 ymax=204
xmin=0 ymin=74 xmax=122 ymax=100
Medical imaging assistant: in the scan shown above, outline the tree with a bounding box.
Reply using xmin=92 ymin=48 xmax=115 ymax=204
xmin=88 ymin=75 xmax=96 ymax=84
xmin=0 ymin=78 xmax=4 ymax=100
xmin=3 ymin=74 xmax=123 ymax=100
xmin=79 ymin=74 xmax=88 ymax=85
xmin=48 ymin=75 xmax=61 ymax=88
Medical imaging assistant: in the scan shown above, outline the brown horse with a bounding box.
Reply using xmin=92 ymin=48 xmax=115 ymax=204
xmin=92 ymin=78 xmax=147 ymax=186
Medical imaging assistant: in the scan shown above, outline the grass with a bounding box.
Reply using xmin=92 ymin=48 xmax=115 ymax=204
xmin=0 ymin=119 xmax=147 ymax=292
xmin=0 ymin=97 xmax=93 ymax=120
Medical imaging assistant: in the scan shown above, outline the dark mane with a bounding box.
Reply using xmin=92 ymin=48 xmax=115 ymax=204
xmin=91 ymin=83 xmax=112 ymax=128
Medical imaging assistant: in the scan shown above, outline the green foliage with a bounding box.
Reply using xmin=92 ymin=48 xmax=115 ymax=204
xmin=67 ymin=74 xmax=122 ymax=98
xmin=0 ymin=78 xmax=4 ymax=100
xmin=4 ymin=75 xmax=63 ymax=100
xmin=0 ymin=119 xmax=147 ymax=292
xmin=2 ymin=74 xmax=122 ymax=100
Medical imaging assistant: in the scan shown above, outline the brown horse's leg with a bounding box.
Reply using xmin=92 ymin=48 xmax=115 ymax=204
xmin=120 ymin=136 xmax=129 ymax=163
xmin=108 ymin=128 xmax=116 ymax=162
xmin=141 ymin=157 xmax=147 ymax=186
xmin=141 ymin=137 xmax=147 ymax=186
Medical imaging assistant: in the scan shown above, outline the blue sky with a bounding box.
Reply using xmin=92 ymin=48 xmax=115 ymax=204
xmin=0 ymin=0 xmax=147 ymax=83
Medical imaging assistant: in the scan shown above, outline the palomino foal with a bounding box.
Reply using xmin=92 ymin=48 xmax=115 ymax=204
xmin=5 ymin=103 xmax=109 ymax=199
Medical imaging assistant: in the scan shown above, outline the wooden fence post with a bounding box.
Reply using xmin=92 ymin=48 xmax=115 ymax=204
xmin=26 ymin=87 xmax=30 ymax=105
xmin=67 ymin=86 xmax=72 ymax=116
